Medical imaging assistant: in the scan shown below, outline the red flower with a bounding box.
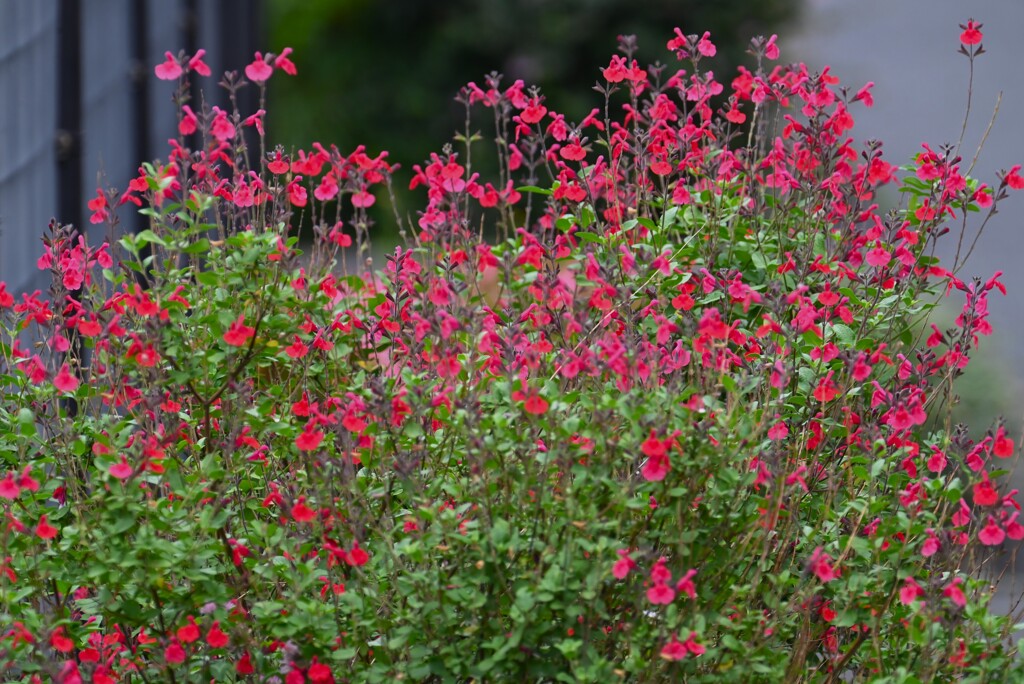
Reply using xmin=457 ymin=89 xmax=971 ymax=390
xmin=345 ymin=542 xmax=370 ymax=567
xmin=641 ymin=431 xmax=667 ymax=458
xmin=176 ymin=617 xmax=200 ymax=644
xmin=288 ymin=180 xmax=308 ymax=207
xmin=308 ymin=659 xmax=334 ymax=683
xmin=295 ymin=424 xmax=324 ymax=452
xmin=50 ymin=627 xmax=74 ymax=653
xmin=206 ymin=622 xmax=229 ymax=649
xmin=994 ymin=428 xmax=1015 ymax=457
xmin=164 ymin=640 xmax=186 ymax=664
xmin=236 ymin=651 xmax=255 ymax=675
xmin=960 ymin=19 xmax=983 ymax=46
xmin=1006 ymin=165 xmax=1024 ymax=190
xmin=523 ymin=394 xmax=549 ymax=415
xmin=35 ymin=515 xmax=58 ymax=540
xmin=520 ymin=98 xmax=547 ymax=124
xmin=268 ymin=152 xmax=290 ymax=174
xmin=974 ymin=476 xmax=999 ymax=506
xmin=291 ymin=498 xmax=317 ymax=523
xmin=285 ymin=336 xmax=309 ymax=359
xmin=223 ymin=315 xmax=255 ymax=347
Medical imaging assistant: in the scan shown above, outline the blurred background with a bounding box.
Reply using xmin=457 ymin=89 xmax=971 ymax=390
xmin=1 ymin=0 xmax=1022 ymax=526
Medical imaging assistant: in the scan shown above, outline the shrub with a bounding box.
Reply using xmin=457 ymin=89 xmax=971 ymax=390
xmin=1 ymin=20 xmax=1023 ymax=683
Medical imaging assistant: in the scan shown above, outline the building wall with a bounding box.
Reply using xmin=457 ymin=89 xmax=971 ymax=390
xmin=0 ymin=0 xmax=260 ymax=296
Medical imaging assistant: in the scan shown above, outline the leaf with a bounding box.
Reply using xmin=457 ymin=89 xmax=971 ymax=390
xmin=17 ymin=408 xmax=36 ymax=437
xmin=574 ymin=231 xmax=604 ymax=245
xmin=516 ymin=185 xmax=553 ymax=196
xmin=181 ymin=238 xmax=211 ymax=254
xmin=134 ymin=229 xmax=167 ymax=248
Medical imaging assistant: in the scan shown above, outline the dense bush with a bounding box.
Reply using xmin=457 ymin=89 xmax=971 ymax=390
xmin=2 ymin=19 xmax=1023 ymax=682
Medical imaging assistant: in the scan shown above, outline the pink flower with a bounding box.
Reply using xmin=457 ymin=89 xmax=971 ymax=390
xmin=660 ymin=633 xmax=688 ymax=661
xmin=979 ymin=516 xmax=1005 ymax=546
xmin=921 ymin=531 xmax=940 ymax=558
xmin=245 ymin=52 xmax=274 ymax=82
xmin=154 ymin=52 xmax=182 ymax=80
xmin=647 ymin=582 xmax=675 ymax=605
xmin=612 ymin=549 xmax=636 ymax=579
xmin=853 ymin=81 xmax=875 ymax=108
xmin=767 ymin=421 xmax=788 ymax=440
xmin=210 ymin=106 xmax=236 ymax=143
xmin=1005 ymin=165 xmax=1024 ymax=190
xmin=351 ymin=189 xmax=376 ymax=208
xmin=274 ymin=47 xmax=297 ymax=75
xmin=179 ymin=105 xmax=198 ymax=136
xmin=54 ymin=364 xmax=79 ymax=392
xmin=943 ymin=577 xmax=967 ymax=607
xmin=109 ymin=457 xmax=133 ymax=480
xmin=0 ymin=473 xmax=20 ymax=500
xmin=808 ymin=547 xmax=839 ymax=583
xmin=188 ymin=49 xmax=211 ymax=76
xmin=641 ymin=452 xmax=670 ymax=481
xmin=900 ymin=577 xmax=925 ymax=605
xmin=660 ymin=632 xmax=705 ymax=660
xmin=697 ymin=32 xmax=716 ymax=57
xmin=764 ymin=34 xmax=779 ymax=60
xmin=974 ymin=476 xmax=999 ymax=506
xmin=675 ymin=569 xmax=698 ymax=599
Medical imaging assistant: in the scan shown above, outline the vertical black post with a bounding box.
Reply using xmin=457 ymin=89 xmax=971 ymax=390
xmin=183 ymin=0 xmax=200 ymax=151
xmin=219 ymin=0 xmax=262 ymax=155
xmin=130 ymin=0 xmax=150 ymax=182
xmin=55 ymin=0 xmax=83 ymax=423
xmin=56 ymin=0 xmax=82 ymax=232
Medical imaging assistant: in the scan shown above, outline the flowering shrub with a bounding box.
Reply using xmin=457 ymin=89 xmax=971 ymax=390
xmin=2 ymin=21 xmax=1024 ymax=682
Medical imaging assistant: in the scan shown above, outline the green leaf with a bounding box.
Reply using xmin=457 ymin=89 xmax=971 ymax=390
xmin=17 ymin=408 xmax=36 ymax=437
xmin=516 ymin=185 xmax=553 ymax=196
xmin=135 ymin=229 xmax=168 ymax=248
